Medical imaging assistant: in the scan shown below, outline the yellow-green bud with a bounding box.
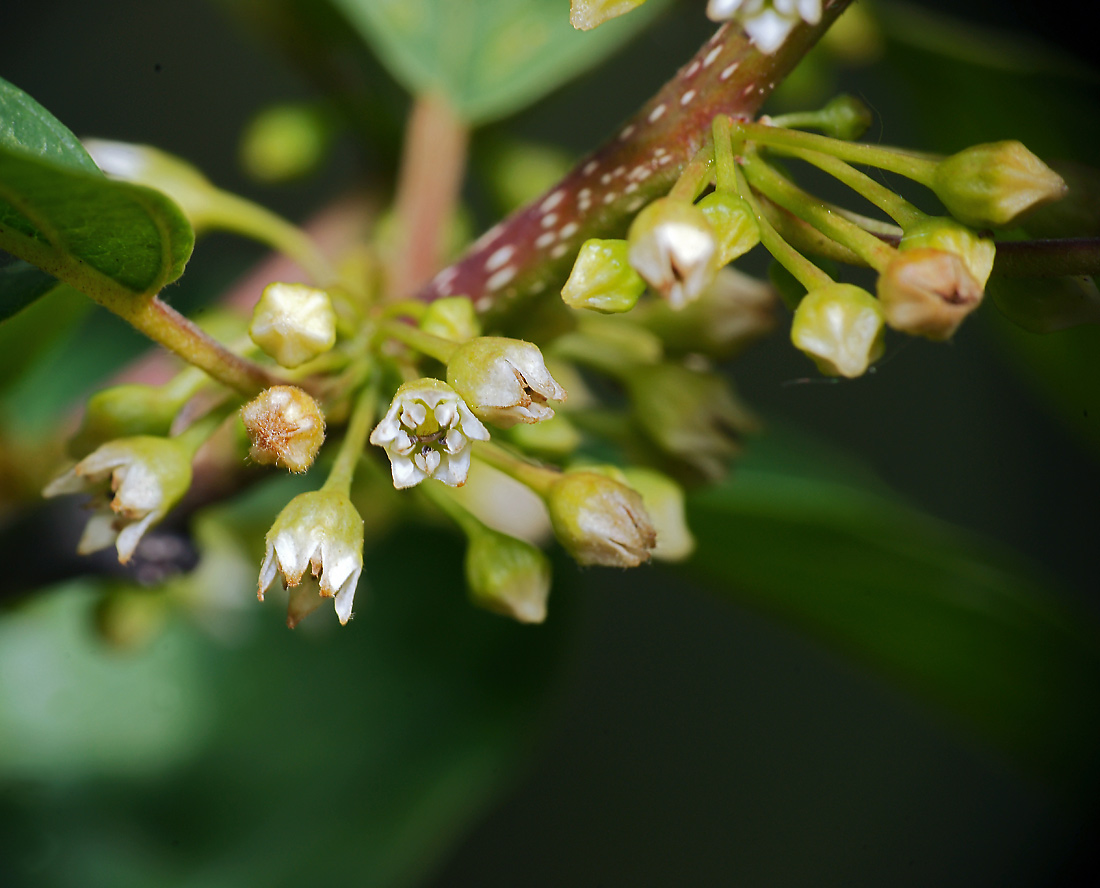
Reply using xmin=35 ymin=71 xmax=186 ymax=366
xmin=697 ymin=193 xmax=761 ymax=268
xmin=422 ymin=296 xmax=481 ymax=342
xmin=931 ymin=141 xmax=1067 ymax=228
xmin=259 ymin=489 xmax=364 ymax=626
xmin=546 ymin=470 xmax=656 ymax=567
xmin=250 ymin=281 xmax=337 ymax=368
xmin=69 ymin=383 xmax=183 ymax=458
xmin=790 ymin=283 xmax=885 ymax=378
xmin=240 ymin=385 xmax=326 ymax=473
xmin=900 ymin=217 xmax=995 ymax=288
xmin=465 ymin=528 xmax=552 ymax=624
xmin=447 ymin=337 xmax=567 ymax=428
xmin=877 ymin=248 xmax=984 ymax=341
xmin=628 ymin=197 xmax=718 ymax=310
xmin=618 ymin=467 xmax=694 ymax=562
xmin=570 ymin=0 xmax=648 ymax=30
xmin=625 ymin=363 xmax=756 ymax=481
xmin=43 ymin=436 xmax=194 ymax=563
xmin=632 ymin=267 xmax=778 ymax=360
xmin=239 ymin=103 xmax=332 ymax=184
xmin=562 ymin=238 xmax=646 ymax=314
xmin=816 ymin=94 xmax=874 ymax=141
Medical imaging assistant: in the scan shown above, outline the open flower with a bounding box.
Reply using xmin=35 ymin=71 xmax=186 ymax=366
xmin=447 ymin=337 xmax=567 ymax=428
xmin=370 ymin=378 xmax=490 ymax=489
xmin=258 ymin=489 xmax=364 ymax=626
xmin=707 ymin=0 xmax=822 ymax=54
xmin=43 ymin=436 xmax=193 ymax=563
xmin=628 ymin=198 xmax=717 ymax=310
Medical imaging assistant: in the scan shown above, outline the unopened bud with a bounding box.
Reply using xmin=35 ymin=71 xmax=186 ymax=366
xmin=570 ymin=0 xmax=648 ymax=30
xmin=240 ymin=385 xmax=325 ymax=473
xmin=816 ymin=94 xmax=874 ymax=141
xmin=239 ymin=103 xmax=332 ymax=184
xmin=791 ymin=284 xmax=884 ymax=378
xmin=447 ymin=337 xmax=566 ymax=428
xmin=696 ymin=192 xmax=761 ymax=268
xmin=628 ymin=197 xmax=717 ymax=310
xmin=250 ymin=282 xmax=337 ymax=368
xmin=70 ymin=383 xmax=182 ymax=458
xmin=625 ymin=363 xmax=756 ymax=481
xmin=633 ymin=267 xmax=778 ymax=360
xmin=421 ymin=296 xmax=481 ymax=342
xmin=877 ymin=248 xmax=983 ymax=340
xmin=901 ymin=217 xmax=995 ymax=288
xmin=618 ymin=467 xmax=694 ymax=562
xmin=931 ymin=141 xmax=1067 ymax=228
xmin=466 ymin=528 xmax=552 ymax=623
xmin=546 ymin=470 xmax=656 ymax=567
xmin=562 ymin=238 xmax=646 ymax=313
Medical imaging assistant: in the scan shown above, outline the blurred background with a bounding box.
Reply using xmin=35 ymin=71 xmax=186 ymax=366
xmin=2 ymin=1 xmax=1099 ymax=885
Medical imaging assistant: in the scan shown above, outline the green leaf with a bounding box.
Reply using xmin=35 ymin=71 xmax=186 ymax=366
xmin=686 ymin=430 xmax=1100 ymax=787
xmin=328 ymin=0 xmax=670 ymax=123
xmin=0 ymin=526 xmax=569 ymax=886
xmin=0 ymin=255 xmax=59 ymax=322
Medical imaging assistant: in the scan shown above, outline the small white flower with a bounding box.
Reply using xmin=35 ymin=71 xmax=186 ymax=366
xmin=447 ymin=337 xmax=567 ymax=428
xmin=628 ymin=198 xmax=718 ymax=310
xmin=249 ymin=281 xmax=337 ymax=369
xmin=369 ymin=379 xmax=489 ymax=489
xmin=258 ymin=490 xmax=364 ymax=626
xmin=43 ymin=436 xmax=193 ymax=563
xmin=707 ymin=0 xmax=822 ymax=54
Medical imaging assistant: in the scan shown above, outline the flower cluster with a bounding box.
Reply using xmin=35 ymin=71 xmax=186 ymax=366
xmin=707 ymin=0 xmax=822 ymax=54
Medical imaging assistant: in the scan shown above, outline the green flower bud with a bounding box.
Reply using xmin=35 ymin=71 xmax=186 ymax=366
xmin=447 ymin=337 xmax=567 ymax=428
xmin=250 ymin=282 xmax=337 ymax=368
xmin=239 ymin=103 xmax=332 ymax=184
xmin=931 ymin=141 xmax=1067 ymax=228
xmin=240 ymin=385 xmax=326 ymax=473
xmin=790 ymin=283 xmax=885 ymax=378
xmin=815 ymin=94 xmax=874 ymax=141
xmin=546 ymin=470 xmax=656 ymax=567
xmin=465 ymin=528 xmax=552 ymax=624
xmin=562 ymin=239 xmax=646 ymax=314
xmin=625 ymin=363 xmax=756 ymax=481
xmin=421 ymin=296 xmax=481 ymax=343
xmin=632 ymin=267 xmax=778 ymax=360
xmin=43 ymin=436 xmax=194 ymax=563
xmin=259 ymin=489 xmax=364 ymax=626
xmin=877 ymin=248 xmax=984 ymax=341
xmin=570 ymin=0 xmax=648 ymax=30
xmin=900 ymin=217 xmax=995 ymax=288
xmin=697 ymin=193 xmax=761 ymax=268
xmin=618 ymin=467 xmax=694 ymax=562
xmin=70 ymin=383 xmax=185 ymax=458
xmin=628 ymin=198 xmax=718 ymax=310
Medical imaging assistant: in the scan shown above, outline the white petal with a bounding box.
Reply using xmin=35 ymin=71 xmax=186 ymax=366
xmin=391 ymin=455 xmax=426 ymax=489
xmin=43 ymin=466 xmax=87 ymax=497
xmin=77 ymin=510 xmax=119 ymax=554
xmin=434 ymin=449 xmax=472 ymax=487
xmin=745 ymin=10 xmax=796 ymax=53
xmin=115 ymin=511 xmax=159 ymax=563
xmin=258 ymin=546 xmax=279 ymax=600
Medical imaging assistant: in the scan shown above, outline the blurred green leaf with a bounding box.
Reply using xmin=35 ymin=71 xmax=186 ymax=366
xmin=328 ymin=0 xmax=669 ymax=123
xmin=0 ymin=255 xmax=60 ymax=323
xmin=686 ymin=430 xmax=1100 ymax=787
xmin=0 ymin=526 xmax=568 ymax=887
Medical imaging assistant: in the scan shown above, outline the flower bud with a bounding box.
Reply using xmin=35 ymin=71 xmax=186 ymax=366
xmin=69 ymin=383 xmax=183 ymax=458
xmin=259 ymin=489 xmax=364 ymax=626
xmin=628 ymin=198 xmax=717 ymax=310
xmin=931 ymin=141 xmax=1067 ymax=228
xmin=696 ymin=193 xmax=761 ymax=268
xmin=790 ymin=283 xmax=885 ymax=378
xmin=562 ymin=238 xmax=646 ymax=314
xmin=546 ymin=470 xmax=656 ymax=567
xmin=465 ymin=528 xmax=552 ymax=624
xmin=43 ymin=436 xmax=194 ymax=563
xmin=632 ymin=267 xmax=778 ymax=360
xmin=239 ymin=103 xmax=332 ymax=184
xmin=240 ymin=385 xmax=326 ymax=473
xmin=625 ymin=363 xmax=756 ymax=481
xmin=900 ymin=217 xmax=995 ymax=288
xmin=249 ymin=281 xmax=337 ymax=368
xmin=876 ymin=248 xmax=984 ymax=340
xmin=421 ymin=296 xmax=481 ymax=342
xmin=370 ymin=378 xmax=489 ymax=489
xmin=618 ymin=467 xmax=694 ymax=562
xmin=815 ymin=94 xmax=874 ymax=141
xmin=570 ymin=0 xmax=648 ymax=30
xmin=447 ymin=337 xmax=567 ymax=428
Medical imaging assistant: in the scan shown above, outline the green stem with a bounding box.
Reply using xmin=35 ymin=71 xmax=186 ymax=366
xmin=379 ymin=319 xmax=459 ymax=364
xmin=730 ymin=120 xmax=939 ymax=185
xmin=735 ymin=164 xmax=832 ymax=293
xmin=712 ymin=116 xmax=738 ymax=194
xmin=323 ymin=379 xmax=378 ymax=495
xmin=741 ymin=152 xmax=898 ymax=271
xmin=473 ymin=440 xmax=558 ymax=498
xmin=668 ymin=144 xmax=715 ymax=203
